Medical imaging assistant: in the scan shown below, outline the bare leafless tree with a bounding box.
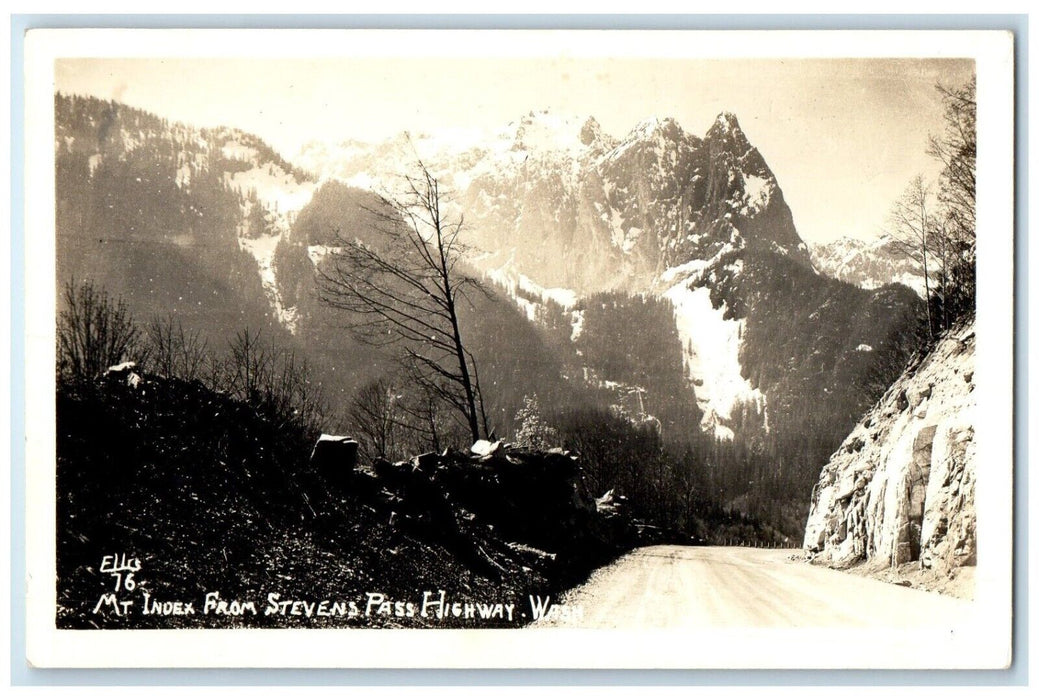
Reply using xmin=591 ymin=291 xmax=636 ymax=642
xmin=885 ymin=175 xmax=936 ymax=338
xmin=886 ymin=77 xmax=977 ymax=337
xmin=348 ymin=377 xmax=402 ymax=462
xmin=928 ymin=77 xmax=976 ymax=250
xmin=928 ymin=77 xmax=977 ymax=322
xmin=929 ymin=215 xmax=953 ymax=333
xmin=221 ymin=327 xmax=326 ymax=432
xmin=318 ymin=162 xmax=489 ymax=445
xmin=146 ymin=314 xmax=209 ymax=381
xmin=57 ymin=280 xmax=146 ymax=383
xmin=226 ymin=327 xmax=274 ymax=404
xmin=393 ymin=385 xmax=447 ymax=454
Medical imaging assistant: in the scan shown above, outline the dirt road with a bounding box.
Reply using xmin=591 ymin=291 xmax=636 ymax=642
xmin=532 ymin=545 xmax=971 ymax=628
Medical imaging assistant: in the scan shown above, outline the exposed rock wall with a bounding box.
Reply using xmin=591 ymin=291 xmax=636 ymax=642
xmin=804 ymin=322 xmax=976 ymax=575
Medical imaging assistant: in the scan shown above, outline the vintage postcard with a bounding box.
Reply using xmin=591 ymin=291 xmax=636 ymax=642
xmin=22 ymin=28 xmax=1015 ymax=668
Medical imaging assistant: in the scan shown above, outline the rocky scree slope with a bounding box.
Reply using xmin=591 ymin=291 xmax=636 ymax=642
xmin=803 ymin=322 xmax=976 ymax=586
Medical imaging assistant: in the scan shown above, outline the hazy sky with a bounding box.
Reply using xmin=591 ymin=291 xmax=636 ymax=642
xmin=56 ymin=56 xmax=974 ymax=245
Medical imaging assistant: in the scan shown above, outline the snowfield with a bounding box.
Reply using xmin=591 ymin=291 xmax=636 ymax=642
xmin=239 ymin=233 xmax=298 ymax=333
xmin=483 ymin=259 xmax=583 ymax=326
xmin=664 ymin=277 xmax=766 ymax=440
xmin=741 ymin=173 xmax=772 ymax=214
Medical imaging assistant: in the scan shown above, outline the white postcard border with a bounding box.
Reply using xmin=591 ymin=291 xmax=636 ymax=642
xmin=22 ymin=28 xmax=1016 ymax=669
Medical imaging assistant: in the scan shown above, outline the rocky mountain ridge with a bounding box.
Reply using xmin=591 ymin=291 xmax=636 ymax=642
xmin=56 ymin=92 xmax=317 ymax=334
xmin=810 ymin=235 xmax=927 ymax=298
xmin=294 ymin=109 xmax=890 ymax=441
xmin=296 ymin=109 xmax=812 ymax=295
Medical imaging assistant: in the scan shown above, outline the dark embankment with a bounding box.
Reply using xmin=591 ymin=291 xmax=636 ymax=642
xmin=56 ymin=366 xmax=650 ymax=628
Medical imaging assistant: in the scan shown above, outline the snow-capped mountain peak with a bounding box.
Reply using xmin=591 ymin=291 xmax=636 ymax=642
xmin=55 ymin=94 xmax=928 ymax=474
xmin=706 ymin=111 xmax=751 ymax=144
xmin=711 ymin=110 xmax=741 ymax=132
xmin=510 ymin=110 xmax=604 ymax=157
xmin=627 ymin=115 xmax=682 ymax=138
xmin=810 ymin=235 xmax=927 ymax=297
xmin=289 ymin=109 xmax=830 ymax=439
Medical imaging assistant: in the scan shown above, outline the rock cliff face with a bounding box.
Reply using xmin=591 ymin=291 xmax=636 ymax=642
xmin=803 ymin=322 xmax=975 ymax=576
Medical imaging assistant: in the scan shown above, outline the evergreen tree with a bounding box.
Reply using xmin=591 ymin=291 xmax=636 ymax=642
xmin=514 ymin=393 xmax=559 ymax=450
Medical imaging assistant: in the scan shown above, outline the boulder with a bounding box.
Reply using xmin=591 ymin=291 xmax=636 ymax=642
xmin=471 ymin=439 xmax=502 ymax=457
xmin=411 ymin=452 xmax=439 ymax=475
xmin=104 ymin=361 xmax=144 ymax=389
xmin=309 ymin=435 xmax=359 ymax=489
xmin=906 ymin=384 xmax=933 ymax=410
xmin=595 ymin=489 xmax=621 ymax=515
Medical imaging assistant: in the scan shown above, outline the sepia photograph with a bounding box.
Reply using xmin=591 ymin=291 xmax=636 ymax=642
xmin=22 ymin=28 xmax=1015 ymax=669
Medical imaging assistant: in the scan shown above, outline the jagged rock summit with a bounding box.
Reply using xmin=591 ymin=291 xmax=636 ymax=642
xmin=295 ymin=109 xmax=812 ymax=294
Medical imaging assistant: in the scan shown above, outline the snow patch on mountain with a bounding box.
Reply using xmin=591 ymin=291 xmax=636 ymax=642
xmin=513 ymin=297 xmax=540 ymax=322
xmin=543 ymin=287 xmax=578 ymax=309
xmin=307 ymin=244 xmax=342 ymax=267
xmin=569 ymin=309 xmax=585 ymax=342
xmin=659 ymin=241 xmax=738 ymax=287
xmin=225 ymin=165 xmax=316 ymax=224
xmin=741 ymin=173 xmax=772 ymax=214
xmin=664 ymin=277 xmax=766 ymax=441
xmin=485 ymin=256 xmax=576 ymax=307
xmin=239 ymin=233 xmax=298 ymax=333
xmin=221 ymin=141 xmax=259 ymax=162
xmin=219 ymin=159 xmax=316 ymax=332
xmin=345 ymin=171 xmax=376 ymax=191
xmin=484 ymin=255 xmax=583 ymax=337
xmin=610 ymin=210 xmax=641 ymax=254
